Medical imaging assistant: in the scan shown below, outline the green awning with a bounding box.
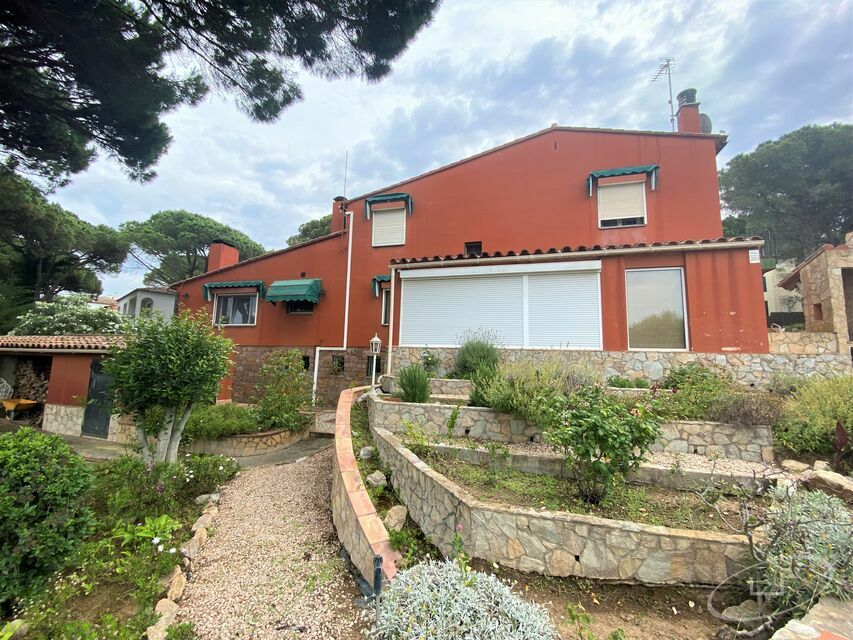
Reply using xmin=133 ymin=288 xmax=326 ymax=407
xmin=372 ymin=274 xmax=391 ymax=297
xmin=365 ymin=193 xmax=413 ymax=219
xmin=265 ymin=279 xmax=322 ymax=303
xmin=587 ymin=164 xmax=659 ymax=195
xmin=202 ymin=280 xmax=265 ymax=301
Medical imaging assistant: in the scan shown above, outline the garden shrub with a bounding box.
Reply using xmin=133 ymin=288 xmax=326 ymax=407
xmin=0 ymin=428 xmax=95 ymax=612
xmin=396 ymin=364 xmax=431 ymax=403
xmin=452 ymin=331 xmax=500 ymax=379
xmin=756 ymin=488 xmax=853 ymax=616
xmin=606 ymin=374 xmax=650 ymax=389
xmin=468 ymin=363 xmax=496 ymax=407
xmin=183 ymin=403 xmax=261 ymax=441
xmin=659 ymin=363 xmax=732 ymax=420
xmin=774 ymin=376 xmax=853 ymax=454
xmin=253 ymin=349 xmax=312 ymax=431
xmin=543 ymin=386 xmax=661 ymax=503
xmin=420 ymin=349 xmax=440 ymax=375
xmin=479 ymin=357 xmax=598 ymax=425
xmin=370 ymin=559 xmax=557 ymax=640
xmin=768 ymin=372 xmax=805 ymax=396
xmin=705 ymin=391 xmax=785 ymax=426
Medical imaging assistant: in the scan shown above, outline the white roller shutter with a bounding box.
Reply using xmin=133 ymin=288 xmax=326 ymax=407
xmin=372 ymin=208 xmax=406 ymax=246
xmin=597 ymin=181 xmax=646 ymax=221
xmin=399 ymin=262 xmax=602 ymax=349
xmin=527 ymin=272 xmax=601 ymax=348
xmin=400 ymin=275 xmax=524 ymax=346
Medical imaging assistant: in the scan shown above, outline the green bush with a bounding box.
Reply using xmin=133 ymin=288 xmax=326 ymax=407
xmin=543 ymin=386 xmax=661 ymax=503
xmin=768 ymin=372 xmax=805 ymax=396
xmin=253 ymin=349 xmax=312 ymax=431
xmin=397 ymin=365 xmax=431 ymax=403
xmin=706 ymin=391 xmax=786 ymax=426
xmin=453 ymin=335 xmax=500 ymax=379
xmin=606 ymin=375 xmax=650 ymax=389
xmin=0 ymin=428 xmax=95 ymax=612
xmin=420 ymin=349 xmax=440 ymax=375
xmin=370 ymin=560 xmax=558 ymax=640
xmin=183 ymin=403 xmax=261 ymax=441
xmin=774 ymin=376 xmax=853 ymax=454
xmin=478 ymin=357 xmax=598 ymax=425
xmin=757 ymin=488 xmax=853 ymax=617
xmin=659 ymin=363 xmax=732 ymax=420
xmin=468 ymin=363 xmax=496 ymax=407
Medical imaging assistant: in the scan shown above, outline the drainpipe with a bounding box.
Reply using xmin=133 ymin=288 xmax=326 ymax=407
xmin=312 ymin=209 xmax=354 ymax=404
xmin=386 ymin=267 xmax=396 ymax=377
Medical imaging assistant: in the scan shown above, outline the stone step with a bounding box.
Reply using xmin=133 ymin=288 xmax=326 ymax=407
xmin=310 ymin=410 xmax=336 ymax=436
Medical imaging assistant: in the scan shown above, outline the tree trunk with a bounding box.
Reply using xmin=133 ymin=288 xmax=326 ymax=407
xmin=165 ymin=403 xmax=193 ymax=463
xmin=154 ymin=408 xmax=174 ymax=462
xmin=135 ymin=425 xmax=153 ymax=464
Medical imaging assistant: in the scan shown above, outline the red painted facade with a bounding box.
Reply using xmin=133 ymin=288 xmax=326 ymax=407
xmin=174 ymin=121 xmax=769 ymax=398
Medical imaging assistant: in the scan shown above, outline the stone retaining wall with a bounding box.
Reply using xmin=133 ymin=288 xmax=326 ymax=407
xmin=370 ymin=396 xmax=774 ymax=462
xmin=431 ymin=444 xmax=774 ymax=493
xmin=330 ymin=388 xmax=399 ymax=587
xmin=769 ymin=331 xmax=839 ymax=355
xmin=368 ymin=395 xmax=540 ymax=443
xmin=652 ymin=421 xmax=774 ymax=463
xmin=42 ymin=403 xmax=85 ymax=437
xmin=186 ymin=426 xmax=309 ymax=457
xmin=371 ymin=425 xmax=750 ymax=585
xmin=393 ymin=347 xmax=852 ymax=387
xmin=379 ymin=374 xmax=473 ymax=397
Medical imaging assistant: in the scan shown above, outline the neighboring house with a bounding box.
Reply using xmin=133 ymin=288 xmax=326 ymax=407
xmin=0 ymin=335 xmax=134 ymax=442
xmin=778 ymin=232 xmax=853 ymax=357
xmin=171 ymin=88 xmax=849 ymax=404
xmin=89 ymin=295 xmax=119 ymax=310
xmin=118 ymin=287 xmax=177 ymax=320
xmin=763 ymin=261 xmax=804 ymax=327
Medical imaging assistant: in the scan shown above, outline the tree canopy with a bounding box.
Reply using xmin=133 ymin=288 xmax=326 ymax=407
xmin=122 ymin=210 xmax=266 ymax=286
xmin=9 ymin=294 xmax=125 ymax=336
xmin=719 ymin=123 xmax=853 ymax=262
xmin=0 ymin=0 xmax=439 ymax=185
xmin=0 ymin=168 xmax=129 ymax=302
xmin=287 ymin=214 xmax=332 ymax=246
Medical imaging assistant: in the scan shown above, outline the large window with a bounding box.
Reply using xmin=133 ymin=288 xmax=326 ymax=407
xmin=213 ymin=294 xmax=257 ymax=326
xmin=626 ymin=268 xmax=687 ymax=349
xmin=598 ymin=181 xmax=646 ymax=228
xmin=372 ymin=208 xmax=406 ymax=247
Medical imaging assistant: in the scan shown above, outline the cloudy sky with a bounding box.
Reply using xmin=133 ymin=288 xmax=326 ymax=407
xmin=54 ymin=0 xmax=853 ymax=296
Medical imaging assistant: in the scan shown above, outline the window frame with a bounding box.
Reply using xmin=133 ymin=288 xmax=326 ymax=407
xmin=464 ymin=241 xmax=483 ymax=257
xmin=380 ymin=288 xmax=391 ymax=326
xmin=212 ymin=292 xmax=258 ymax=327
xmin=371 ymin=207 xmax=407 ymax=247
xmin=624 ymin=267 xmax=689 ymax=352
xmin=330 ymin=354 xmax=345 ymax=376
xmin=597 ymin=179 xmax=648 ymax=229
xmin=286 ymin=299 xmax=315 ymax=315
xmin=366 ymin=355 xmax=382 ymax=377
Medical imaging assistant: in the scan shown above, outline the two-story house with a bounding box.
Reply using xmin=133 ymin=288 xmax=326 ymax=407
xmin=173 ymin=89 xmax=772 ymax=404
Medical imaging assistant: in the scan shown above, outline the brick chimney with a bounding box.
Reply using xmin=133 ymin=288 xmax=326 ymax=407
xmin=329 ymin=196 xmax=348 ymax=233
xmin=207 ymin=239 xmax=240 ymax=271
xmin=676 ymin=88 xmax=701 ymax=134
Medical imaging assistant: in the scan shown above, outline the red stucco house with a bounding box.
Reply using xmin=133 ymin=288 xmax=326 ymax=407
xmin=170 ymin=89 xmax=848 ymax=404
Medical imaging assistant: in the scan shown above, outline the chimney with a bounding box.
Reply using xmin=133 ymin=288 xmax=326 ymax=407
xmin=329 ymin=196 xmax=348 ymax=233
xmin=207 ymin=239 xmax=240 ymax=271
xmin=676 ymin=88 xmax=701 ymax=134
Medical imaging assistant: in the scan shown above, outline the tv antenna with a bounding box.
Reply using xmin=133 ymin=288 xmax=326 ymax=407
xmin=650 ymin=57 xmax=676 ymax=131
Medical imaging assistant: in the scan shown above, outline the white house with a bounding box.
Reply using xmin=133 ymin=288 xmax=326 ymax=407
xmin=117 ymin=287 xmax=176 ymax=320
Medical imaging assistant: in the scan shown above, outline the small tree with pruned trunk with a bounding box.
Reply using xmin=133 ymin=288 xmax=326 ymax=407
xmin=104 ymin=311 xmax=232 ymax=463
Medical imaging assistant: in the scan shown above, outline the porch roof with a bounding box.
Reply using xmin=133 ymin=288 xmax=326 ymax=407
xmin=0 ymin=335 xmax=123 ymax=354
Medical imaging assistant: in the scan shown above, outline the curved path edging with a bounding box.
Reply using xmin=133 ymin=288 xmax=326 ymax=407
xmin=331 ymin=387 xmax=400 ymax=587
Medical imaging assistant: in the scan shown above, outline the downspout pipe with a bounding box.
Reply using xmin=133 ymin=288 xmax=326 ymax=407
xmin=312 ymin=209 xmax=354 ymax=404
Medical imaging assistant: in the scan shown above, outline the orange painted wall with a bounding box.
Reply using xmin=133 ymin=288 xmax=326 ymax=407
xmin=175 ymin=127 xmax=769 ymax=354
xmin=47 ymin=354 xmax=95 ymax=405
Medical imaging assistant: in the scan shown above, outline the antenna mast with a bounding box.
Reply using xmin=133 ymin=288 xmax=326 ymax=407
xmin=650 ymin=57 xmax=676 ymax=131
xmin=343 ymin=150 xmax=349 ymax=197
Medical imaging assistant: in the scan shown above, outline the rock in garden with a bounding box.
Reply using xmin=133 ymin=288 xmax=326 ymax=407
xmin=714 ymin=625 xmax=737 ymax=640
xmin=366 ymin=470 xmax=387 ymax=488
xmin=359 ymin=446 xmax=374 ymax=460
xmin=813 ymin=460 xmax=831 ymax=471
xmin=181 ymin=536 xmax=201 ymax=560
xmin=194 ymin=492 xmax=221 ymax=505
xmin=192 ymin=513 xmax=213 ymax=532
xmin=781 ymin=459 xmax=810 ymax=474
xmin=721 ymin=599 xmax=760 ymax=628
xmin=383 ymin=505 xmax=408 ymax=532
xmin=6 ymin=619 xmax=28 ymax=639
xmin=166 ymin=570 xmax=187 ymax=602
xmin=146 ymin=598 xmax=180 ymax=640
xmin=159 ymin=565 xmax=182 ymax=592
xmin=801 ymin=470 xmax=853 ymax=505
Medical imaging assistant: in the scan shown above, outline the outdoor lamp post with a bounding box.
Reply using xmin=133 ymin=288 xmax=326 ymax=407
xmin=370 ymin=333 xmax=382 ymax=388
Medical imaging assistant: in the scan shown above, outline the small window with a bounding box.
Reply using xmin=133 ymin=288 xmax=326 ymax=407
xmin=213 ymin=294 xmax=257 ymax=326
xmin=286 ymin=300 xmax=314 ymax=314
xmin=380 ymin=289 xmax=391 ymax=326
xmin=813 ymin=303 xmax=824 ymax=321
xmin=140 ymin=297 xmax=154 ymax=310
xmin=302 ymin=355 xmax=311 ymax=371
xmin=366 ymin=355 xmax=382 ymax=377
xmin=626 ymin=268 xmax=687 ymax=349
xmin=330 ymin=355 xmax=345 ymax=376
xmin=598 ymin=181 xmax=646 ymax=228
xmin=464 ymin=241 xmax=482 ymax=257
xmin=372 ymin=208 xmax=406 ymax=247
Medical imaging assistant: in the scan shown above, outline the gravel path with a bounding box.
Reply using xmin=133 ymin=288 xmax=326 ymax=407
xmin=178 ymin=449 xmax=366 ymax=640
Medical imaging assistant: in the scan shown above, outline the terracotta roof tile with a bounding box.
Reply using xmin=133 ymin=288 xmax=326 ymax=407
xmin=390 ymin=237 xmax=764 ymax=265
xmin=0 ymin=334 xmax=124 ymax=352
